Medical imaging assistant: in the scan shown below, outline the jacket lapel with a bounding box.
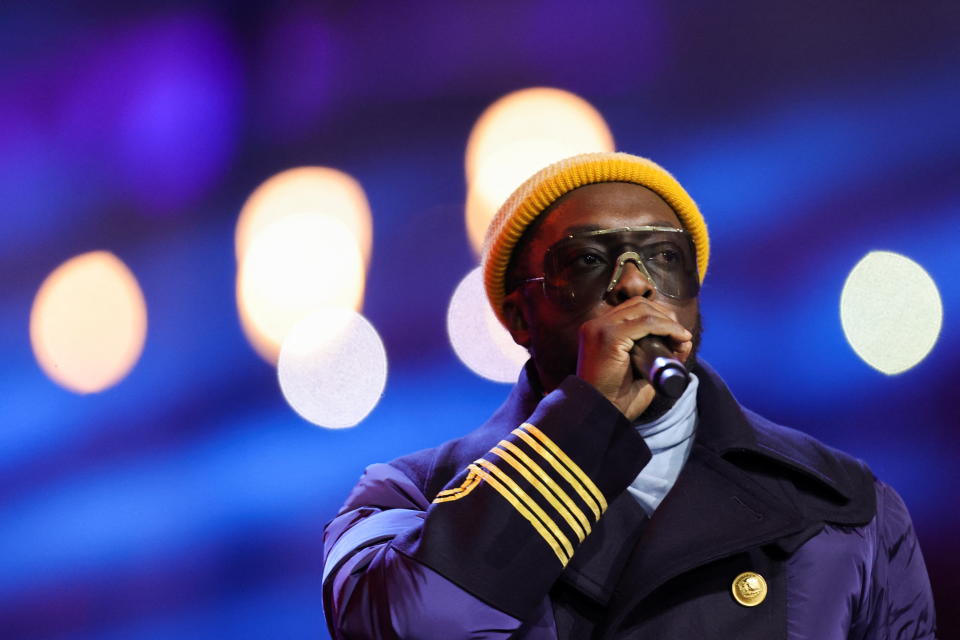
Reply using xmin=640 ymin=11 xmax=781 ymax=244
xmin=608 ymin=442 xmax=807 ymax=611
xmin=486 ymin=359 xmax=864 ymax=616
xmin=555 ymin=359 xmax=822 ymax=614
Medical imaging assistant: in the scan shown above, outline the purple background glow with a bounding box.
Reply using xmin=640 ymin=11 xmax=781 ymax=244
xmin=1 ymin=1 xmax=957 ymax=638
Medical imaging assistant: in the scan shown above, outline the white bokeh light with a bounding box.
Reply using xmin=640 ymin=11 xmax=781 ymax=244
xmin=840 ymin=250 xmax=942 ymax=374
xmin=30 ymin=251 xmax=148 ymax=394
xmin=464 ymin=87 xmax=614 ymax=255
xmin=447 ymin=266 xmax=529 ymax=383
xmin=277 ymin=309 xmax=387 ymax=429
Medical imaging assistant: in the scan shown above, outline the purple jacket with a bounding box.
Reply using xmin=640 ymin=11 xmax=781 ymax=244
xmin=322 ymin=360 xmax=936 ymax=639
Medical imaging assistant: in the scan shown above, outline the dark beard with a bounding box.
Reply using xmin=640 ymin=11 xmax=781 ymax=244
xmin=633 ymin=309 xmax=703 ymax=424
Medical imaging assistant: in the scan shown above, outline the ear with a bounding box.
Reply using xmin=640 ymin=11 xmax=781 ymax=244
xmin=501 ymin=291 xmax=531 ymax=349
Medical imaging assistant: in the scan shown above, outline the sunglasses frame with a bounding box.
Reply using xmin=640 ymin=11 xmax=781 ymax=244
xmin=518 ymin=225 xmax=698 ymax=306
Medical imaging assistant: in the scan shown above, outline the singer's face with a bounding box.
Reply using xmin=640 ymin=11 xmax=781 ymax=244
xmin=502 ymin=182 xmax=700 ymax=391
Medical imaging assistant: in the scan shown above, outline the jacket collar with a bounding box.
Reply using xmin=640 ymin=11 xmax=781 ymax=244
xmin=506 ymin=358 xmax=873 ymax=507
xmin=552 ymin=358 xmax=876 ymax=608
xmin=691 ymin=358 xmax=875 ymax=518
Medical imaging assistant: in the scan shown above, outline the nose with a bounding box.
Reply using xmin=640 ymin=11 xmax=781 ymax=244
xmin=606 ymin=254 xmax=655 ymax=305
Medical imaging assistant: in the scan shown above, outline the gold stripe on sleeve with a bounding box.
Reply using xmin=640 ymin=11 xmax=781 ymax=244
xmin=474 ymin=458 xmax=574 ymax=560
xmin=511 ymin=425 xmax=603 ymax=520
xmin=433 ymin=470 xmax=482 ymax=503
xmin=497 ymin=439 xmax=592 ymax=534
xmin=436 ymin=469 xmax=479 ymax=496
xmin=520 ymin=423 xmax=607 ymax=511
xmin=468 ymin=463 xmax=569 ymax=565
xmin=491 ymin=444 xmax=588 ymax=542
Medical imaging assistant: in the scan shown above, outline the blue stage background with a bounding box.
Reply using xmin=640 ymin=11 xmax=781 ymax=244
xmin=1 ymin=2 xmax=957 ymax=638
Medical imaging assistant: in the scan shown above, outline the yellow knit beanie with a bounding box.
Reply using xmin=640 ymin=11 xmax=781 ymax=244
xmin=481 ymin=151 xmax=709 ymax=327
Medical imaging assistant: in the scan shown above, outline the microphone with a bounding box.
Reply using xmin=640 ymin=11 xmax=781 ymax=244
xmin=631 ymin=336 xmax=689 ymax=399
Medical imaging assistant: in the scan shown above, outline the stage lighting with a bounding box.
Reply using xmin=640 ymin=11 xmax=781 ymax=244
xmin=237 ymin=214 xmax=364 ymax=364
xmin=277 ymin=309 xmax=387 ymax=429
xmin=840 ymin=250 xmax=942 ymax=374
xmin=464 ymin=88 xmax=614 ymax=255
xmin=30 ymin=251 xmax=147 ymax=393
xmin=235 ymin=166 xmax=372 ymax=267
xmin=447 ymin=266 xmax=528 ymax=383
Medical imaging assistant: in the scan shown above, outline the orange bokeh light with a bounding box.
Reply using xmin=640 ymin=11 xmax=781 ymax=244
xmin=464 ymin=88 xmax=614 ymax=254
xmin=235 ymin=166 xmax=373 ymax=266
xmin=30 ymin=251 xmax=148 ymax=393
xmin=236 ymin=214 xmax=365 ymax=364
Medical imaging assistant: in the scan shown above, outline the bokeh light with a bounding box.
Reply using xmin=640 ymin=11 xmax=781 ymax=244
xmin=237 ymin=214 xmax=365 ymax=364
xmin=235 ymin=166 xmax=373 ymax=364
xmin=447 ymin=266 xmax=528 ymax=383
xmin=277 ymin=309 xmax=387 ymax=429
xmin=235 ymin=166 xmax=372 ymax=266
xmin=840 ymin=251 xmax=942 ymax=374
xmin=464 ymin=87 xmax=614 ymax=254
xmin=30 ymin=251 xmax=148 ymax=394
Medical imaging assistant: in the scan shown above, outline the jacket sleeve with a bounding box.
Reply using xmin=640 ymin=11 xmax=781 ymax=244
xmin=322 ymin=375 xmax=651 ymax=639
xmin=856 ymin=481 xmax=938 ymax=639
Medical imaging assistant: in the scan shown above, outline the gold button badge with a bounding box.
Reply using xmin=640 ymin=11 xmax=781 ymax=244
xmin=731 ymin=571 xmax=767 ymax=607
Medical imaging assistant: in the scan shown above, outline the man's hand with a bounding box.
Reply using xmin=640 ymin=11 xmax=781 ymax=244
xmin=576 ymin=297 xmax=693 ymax=421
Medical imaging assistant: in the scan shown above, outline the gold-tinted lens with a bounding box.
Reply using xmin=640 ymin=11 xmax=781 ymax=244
xmin=543 ymin=229 xmax=698 ymax=308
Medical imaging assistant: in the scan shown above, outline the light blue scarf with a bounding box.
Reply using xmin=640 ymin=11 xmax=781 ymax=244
xmin=627 ymin=373 xmax=699 ymax=516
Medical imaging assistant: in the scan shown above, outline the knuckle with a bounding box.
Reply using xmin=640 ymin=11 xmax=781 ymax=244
xmin=635 ymin=314 xmax=656 ymax=326
xmin=595 ymin=323 xmax=617 ymax=343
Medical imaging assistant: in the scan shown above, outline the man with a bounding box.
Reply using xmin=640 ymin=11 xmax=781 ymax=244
xmin=322 ymin=152 xmax=936 ymax=638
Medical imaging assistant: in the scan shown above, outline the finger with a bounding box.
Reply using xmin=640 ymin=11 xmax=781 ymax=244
xmin=603 ymin=294 xmax=674 ymax=316
xmin=673 ymin=338 xmax=694 ymax=357
xmin=596 ymin=298 xmax=676 ymax=331
xmin=613 ymin=313 xmax=693 ymax=346
xmin=604 ymin=296 xmax=689 ymax=331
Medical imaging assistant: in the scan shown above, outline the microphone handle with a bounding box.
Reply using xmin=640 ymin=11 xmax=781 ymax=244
xmin=631 ymin=336 xmax=690 ymax=399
